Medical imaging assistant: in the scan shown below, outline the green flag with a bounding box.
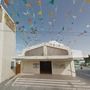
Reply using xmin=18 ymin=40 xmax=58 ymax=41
xmin=23 ymin=0 xmax=27 ymax=4
xmin=49 ymin=0 xmax=54 ymax=5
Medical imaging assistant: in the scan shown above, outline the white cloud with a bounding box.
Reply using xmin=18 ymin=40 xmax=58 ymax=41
xmin=73 ymin=0 xmax=76 ymax=4
xmin=72 ymin=15 xmax=77 ymax=19
xmin=86 ymin=24 xmax=90 ymax=28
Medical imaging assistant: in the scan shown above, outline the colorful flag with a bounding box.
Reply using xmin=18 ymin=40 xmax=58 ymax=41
xmin=15 ymin=21 xmax=19 ymax=24
xmin=49 ymin=0 xmax=54 ymax=5
xmin=23 ymin=0 xmax=27 ymax=4
xmin=84 ymin=0 xmax=90 ymax=3
xmin=4 ymin=0 xmax=9 ymax=6
xmin=37 ymin=0 xmax=42 ymax=6
xmin=25 ymin=3 xmax=32 ymax=8
xmin=38 ymin=10 xmax=43 ymax=16
xmin=28 ymin=18 xmax=32 ymax=25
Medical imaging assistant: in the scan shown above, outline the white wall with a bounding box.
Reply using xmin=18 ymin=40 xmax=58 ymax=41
xmin=25 ymin=47 xmax=43 ymax=56
xmin=47 ymin=46 xmax=68 ymax=56
xmin=21 ymin=61 xmax=40 ymax=74
xmin=0 ymin=6 xmax=16 ymax=82
xmin=0 ymin=23 xmax=3 ymax=82
xmin=21 ymin=60 xmax=76 ymax=77
xmin=1 ymin=24 xmax=15 ymax=82
xmin=52 ymin=61 xmax=76 ymax=77
xmin=52 ymin=61 xmax=70 ymax=75
xmin=70 ymin=60 xmax=76 ymax=77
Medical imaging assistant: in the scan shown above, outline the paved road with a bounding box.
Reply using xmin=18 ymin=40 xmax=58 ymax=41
xmin=76 ymin=67 xmax=90 ymax=84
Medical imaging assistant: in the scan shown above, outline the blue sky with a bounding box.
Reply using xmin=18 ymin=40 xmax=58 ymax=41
xmin=1 ymin=0 xmax=90 ymax=54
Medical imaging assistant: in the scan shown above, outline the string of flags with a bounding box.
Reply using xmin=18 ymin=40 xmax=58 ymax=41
xmin=1 ymin=0 xmax=90 ymax=47
xmin=37 ymin=0 xmax=43 ymax=16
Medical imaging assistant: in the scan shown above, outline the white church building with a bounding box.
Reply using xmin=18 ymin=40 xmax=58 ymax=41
xmin=0 ymin=3 xmax=84 ymax=83
xmin=15 ymin=41 xmax=76 ymax=77
xmin=0 ymin=5 xmax=16 ymax=83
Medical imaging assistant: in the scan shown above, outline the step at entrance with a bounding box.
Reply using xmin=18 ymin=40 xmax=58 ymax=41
xmin=12 ymin=77 xmax=90 ymax=90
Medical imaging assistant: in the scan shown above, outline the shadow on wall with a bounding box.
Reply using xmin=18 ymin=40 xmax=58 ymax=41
xmin=62 ymin=61 xmax=75 ymax=76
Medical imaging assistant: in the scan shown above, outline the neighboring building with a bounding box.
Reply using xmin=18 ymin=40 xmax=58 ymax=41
xmin=0 ymin=5 xmax=16 ymax=83
xmin=15 ymin=41 xmax=76 ymax=77
xmin=72 ymin=50 xmax=85 ymax=69
xmin=84 ymin=55 xmax=90 ymax=66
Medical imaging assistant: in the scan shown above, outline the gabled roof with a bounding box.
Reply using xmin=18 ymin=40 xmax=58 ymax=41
xmin=21 ymin=41 xmax=70 ymax=56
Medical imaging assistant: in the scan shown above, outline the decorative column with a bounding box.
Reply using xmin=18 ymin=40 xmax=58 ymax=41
xmin=70 ymin=60 xmax=76 ymax=77
xmin=43 ymin=45 xmax=47 ymax=56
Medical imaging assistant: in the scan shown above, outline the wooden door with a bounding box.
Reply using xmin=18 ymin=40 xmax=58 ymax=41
xmin=16 ymin=62 xmax=21 ymax=74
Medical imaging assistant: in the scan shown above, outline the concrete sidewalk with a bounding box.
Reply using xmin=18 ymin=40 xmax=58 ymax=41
xmin=0 ymin=74 xmax=90 ymax=90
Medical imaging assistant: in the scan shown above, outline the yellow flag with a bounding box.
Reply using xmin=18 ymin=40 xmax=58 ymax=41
xmin=84 ymin=0 xmax=90 ymax=3
xmin=38 ymin=10 xmax=43 ymax=16
xmin=37 ymin=0 xmax=42 ymax=6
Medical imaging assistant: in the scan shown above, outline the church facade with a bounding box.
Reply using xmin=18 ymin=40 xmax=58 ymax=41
xmin=15 ymin=41 xmax=76 ymax=77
